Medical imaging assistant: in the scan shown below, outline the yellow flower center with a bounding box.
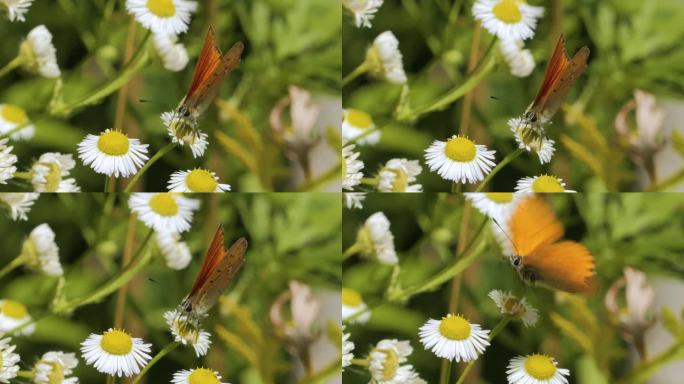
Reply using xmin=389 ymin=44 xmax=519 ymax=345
xmin=531 ymin=175 xmax=565 ymax=192
xmin=147 ymin=0 xmax=176 ymax=17
xmin=97 ymin=131 xmax=130 ymax=156
xmin=0 ymin=299 xmax=28 ymax=319
xmin=389 ymin=169 xmax=408 ymax=192
xmin=186 ymin=169 xmax=218 ymax=192
xmin=524 ymin=354 xmax=557 ymax=380
xmin=379 ymin=349 xmax=399 ymax=380
xmin=438 ymin=314 xmax=471 ymax=340
xmin=485 ymin=192 xmax=514 ymax=204
xmin=444 ymin=137 xmax=476 ymax=162
xmin=188 ymin=368 xmax=221 ymax=384
xmin=100 ymin=329 xmax=133 ymax=355
xmin=503 ymin=297 xmax=520 ymax=313
xmin=346 ymin=109 xmax=374 ymax=130
xmin=342 ymin=287 xmax=364 ymax=307
xmin=493 ymin=0 xmax=523 ymax=23
xmin=149 ymin=193 xmax=179 ymax=216
xmin=1 ymin=105 xmax=29 ymax=125
xmin=46 ymin=361 xmax=64 ymax=384
xmin=43 ymin=162 xmax=62 ymax=192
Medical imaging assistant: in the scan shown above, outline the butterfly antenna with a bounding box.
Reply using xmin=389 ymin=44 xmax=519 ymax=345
xmin=492 ymin=218 xmax=521 ymax=256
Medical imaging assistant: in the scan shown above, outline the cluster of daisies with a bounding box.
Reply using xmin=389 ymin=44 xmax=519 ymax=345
xmin=341 ymin=0 xmax=579 ymax=194
xmin=0 ymin=192 xmax=233 ymax=382
xmin=342 ymin=201 xmax=572 ymax=383
xmin=0 ymin=0 xmax=235 ymax=192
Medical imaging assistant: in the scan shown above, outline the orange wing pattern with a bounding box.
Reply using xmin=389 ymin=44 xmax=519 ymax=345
xmin=530 ymin=35 xmax=570 ymax=111
xmin=526 ymin=241 xmax=597 ymax=293
xmin=508 ymin=196 xmax=564 ymax=257
xmin=193 ymin=237 xmax=247 ymax=314
xmin=185 ymin=27 xmax=223 ymax=103
xmin=185 ymin=41 xmax=244 ymax=111
xmin=538 ymin=46 xmax=590 ymax=119
xmin=188 ymin=225 xmax=226 ymax=298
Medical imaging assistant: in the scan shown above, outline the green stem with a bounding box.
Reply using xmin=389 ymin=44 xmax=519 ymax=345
xmin=647 ymin=166 xmax=684 ymax=191
xmin=49 ymin=31 xmax=151 ymax=117
xmin=454 ymin=317 xmax=511 ymax=384
xmin=398 ymin=51 xmax=497 ymax=122
xmin=440 ymin=360 xmax=453 ymax=384
xmin=104 ymin=176 xmax=110 ymax=193
xmin=0 ymin=256 xmax=25 ymax=279
xmin=52 ymin=229 xmax=154 ymax=314
xmin=342 ymin=243 xmax=362 ymax=260
xmin=0 ymin=56 xmax=23 ymax=79
xmin=106 ymin=375 xmax=115 ymax=384
xmin=297 ymin=358 xmax=342 ymax=384
xmin=123 ymin=142 xmax=175 ymax=193
xmin=351 ymin=358 xmax=369 ymax=366
xmin=474 ymin=148 xmax=524 ymax=192
xmin=617 ymin=340 xmax=684 ymax=384
xmin=16 ymin=370 xmax=34 ymax=379
xmin=297 ymin=163 xmax=342 ymax=192
xmin=131 ymin=342 xmax=180 ymax=384
xmin=12 ymin=171 xmax=32 ymax=180
xmin=342 ymin=62 xmax=370 ymax=86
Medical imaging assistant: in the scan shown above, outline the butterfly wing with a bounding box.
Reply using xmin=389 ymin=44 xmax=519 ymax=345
xmin=193 ymin=237 xmax=247 ymax=315
xmin=185 ymin=27 xmax=223 ymax=104
xmin=536 ymin=45 xmax=590 ymax=121
xmin=187 ymin=225 xmax=226 ymax=300
xmin=508 ymin=196 xmax=564 ymax=257
xmin=528 ymin=35 xmax=570 ymax=115
xmin=524 ymin=241 xmax=597 ymax=293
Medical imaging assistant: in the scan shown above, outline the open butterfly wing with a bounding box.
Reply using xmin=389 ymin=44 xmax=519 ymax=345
xmin=185 ymin=27 xmax=223 ymax=104
xmin=188 ymin=225 xmax=226 ymax=299
xmin=185 ymin=41 xmax=244 ymax=113
xmin=194 ymin=237 xmax=247 ymax=314
xmin=509 ymin=196 xmax=564 ymax=257
xmin=525 ymin=241 xmax=597 ymax=293
xmin=538 ymin=46 xmax=590 ymax=120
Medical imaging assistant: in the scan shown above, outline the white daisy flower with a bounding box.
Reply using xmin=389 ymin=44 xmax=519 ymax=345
xmin=153 ymin=32 xmax=189 ymax=71
xmin=342 ymin=287 xmax=370 ymax=324
xmin=20 ymin=25 xmax=61 ymax=78
xmin=0 ymin=299 xmax=35 ymax=336
xmin=80 ymin=328 xmax=152 ymax=377
xmin=128 ymin=193 xmax=200 ymax=233
xmin=167 ymin=168 xmax=231 ymax=192
xmin=367 ymin=31 xmax=407 ymax=84
xmin=369 ymin=339 xmax=426 ymax=384
xmin=419 ymin=314 xmax=490 ymax=362
xmin=465 ymin=193 xmax=521 ymax=222
xmin=342 ymin=143 xmax=364 ymax=191
xmin=77 ymin=129 xmax=149 ymax=178
xmin=155 ymin=231 xmax=191 ymax=269
xmin=1 ymin=0 xmax=34 ymax=22
xmin=515 ymin=175 xmax=575 ymax=193
xmin=500 ymin=38 xmax=535 ymax=77
xmin=343 ymin=0 xmax=383 ymax=28
xmin=344 ymin=192 xmax=366 ymax=210
xmin=357 ymin=212 xmax=397 ymax=265
xmin=33 ymin=351 xmax=79 ymax=384
xmin=0 ymin=193 xmax=39 ymax=221
xmin=507 ymin=354 xmax=570 ymax=384
xmin=172 ymin=368 xmax=229 ymax=384
xmin=126 ymin=0 xmax=198 ymax=35
xmin=0 ymin=337 xmax=20 ymax=382
xmin=378 ymin=158 xmax=422 ymax=192
xmin=161 ymin=111 xmax=209 ymax=158
xmin=342 ymin=108 xmax=380 ymax=145
xmin=488 ymin=290 xmax=539 ymax=327
xmin=31 ymin=152 xmax=80 ymax=192
xmin=0 ymin=104 xmax=35 ymax=140
xmin=20 ymin=223 xmax=63 ymax=277
xmin=473 ymin=0 xmax=545 ymax=41
xmin=164 ymin=309 xmax=212 ymax=357
xmin=342 ymin=326 xmax=354 ymax=370
xmin=509 ymin=117 xmax=555 ymax=164
xmin=425 ymin=135 xmax=497 ymax=184
xmin=0 ymin=139 xmax=18 ymax=184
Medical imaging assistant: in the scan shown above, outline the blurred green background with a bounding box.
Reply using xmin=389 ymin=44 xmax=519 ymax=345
xmin=1 ymin=0 xmax=341 ymax=192
xmin=343 ymin=193 xmax=684 ymax=383
xmin=343 ymin=0 xmax=684 ymax=191
xmin=0 ymin=193 xmax=341 ymax=383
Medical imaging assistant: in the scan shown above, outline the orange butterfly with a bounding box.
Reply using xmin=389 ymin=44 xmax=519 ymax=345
xmin=507 ymin=196 xmax=596 ymax=294
xmin=180 ymin=226 xmax=247 ymax=322
xmin=168 ymin=27 xmax=244 ymax=144
xmin=519 ymin=35 xmax=589 ymax=143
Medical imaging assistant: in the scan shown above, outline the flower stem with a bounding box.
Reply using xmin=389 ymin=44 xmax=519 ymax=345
xmin=454 ymin=317 xmax=511 ymax=384
xmin=474 ymin=148 xmax=524 ymax=192
xmin=0 ymin=56 xmax=23 ymax=79
xmin=342 ymin=62 xmax=370 ymax=86
xmin=12 ymin=171 xmax=32 ymax=180
xmin=16 ymin=370 xmax=34 ymax=379
xmin=342 ymin=243 xmax=362 ymax=259
xmin=52 ymin=229 xmax=154 ymax=314
xmin=104 ymin=176 xmax=109 ymax=193
xmin=440 ymin=359 xmax=453 ymax=384
xmin=49 ymin=31 xmax=151 ymax=117
xmin=113 ymin=214 xmax=139 ymax=328
xmin=0 ymin=256 xmax=24 ymax=280
xmin=398 ymin=50 xmax=497 ymax=122
xmin=131 ymin=342 xmax=180 ymax=384
xmin=297 ymin=163 xmax=342 ymax=192
xmin=297 ymin=358 xmax=343 ymax=384
xmin=123 ymin=142 xmax=175 ymax=193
